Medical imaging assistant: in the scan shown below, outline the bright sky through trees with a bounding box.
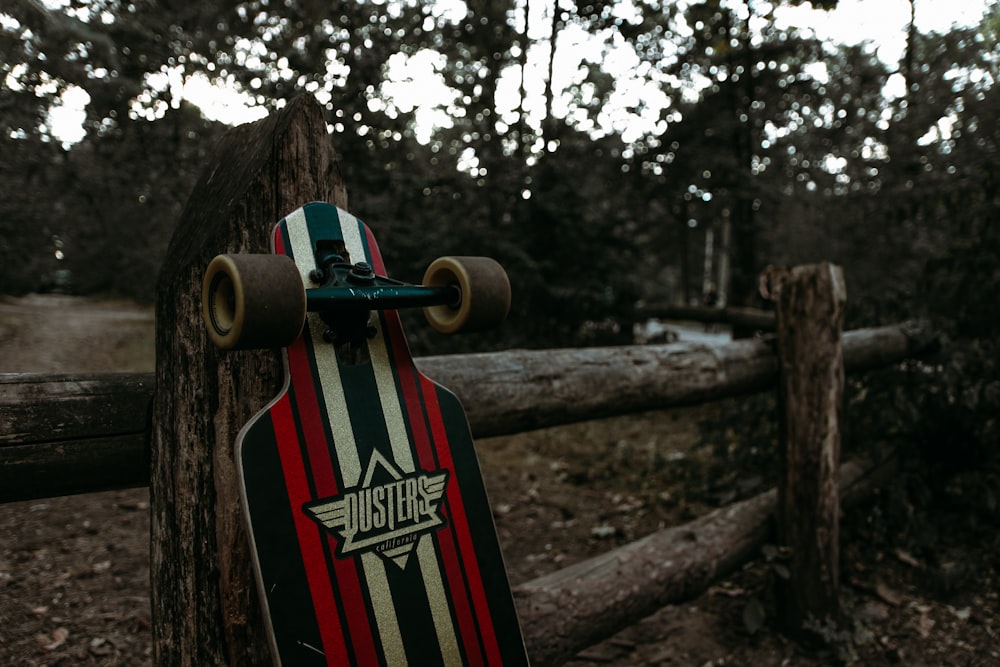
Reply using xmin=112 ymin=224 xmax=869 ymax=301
xmin=40 ymin=0 xmax=995 ymax=145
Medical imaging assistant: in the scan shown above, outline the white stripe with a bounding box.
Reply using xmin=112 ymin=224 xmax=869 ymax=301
xmin=283 ymin=208 xmax=399 ymax=658
xmin=336 ymin=211 xmax=416 ymax=476
xmin=287 ymin=207 xmax=407 ymax=664
xmin=416 ymin=536 xmax=464 ymax=665
xmin=284 ymin=206 xmax=319 ymax=286
xmin=285 ymin=207 xmax=362 ymax=486
xmin=337 ymin=210 xmax=463 ymax=664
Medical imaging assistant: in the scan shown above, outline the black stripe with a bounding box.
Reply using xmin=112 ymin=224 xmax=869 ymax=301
xmin=333 ymin=313 xmax=449 ymax=665
xmin=304 ymin=201 xmax=345 ymax=257
xmin=387 ymin=555 xmax=447 ymax=666
xmin=435 ymin=386 xmax=531 ymax=665
xmin=414 ymin=376 xmax=490 ymax=666
xmin=302 ymin=207 xmax=396 ymax=663
xmin=288 ymin=379 xmax=361 ymax=667
xmin=329 ymin=216 xmax=450 ymax=665
xmin=377 ymin=328 xmax=485 ymax=666
xmin=240 ymin=410 xmax=326 ymax=665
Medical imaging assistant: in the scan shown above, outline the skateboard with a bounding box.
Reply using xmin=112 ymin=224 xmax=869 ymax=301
xmin=201 ymin=202 xmax=529 ymax=666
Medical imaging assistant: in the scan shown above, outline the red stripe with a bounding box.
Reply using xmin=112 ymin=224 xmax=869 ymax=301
xmin=276 ymin=226 xmax=381 ymax=666
xmin=419 ymin=374 xmax=503 ymax=666
xmin=362 ymin=224 xmax=488 ymax=665
xmin=286 ymin=330 xmax=382 ymax=667
xmin=287 ymin=345 xmax=339 ymax=497
xmin=269 ymin=394 xmax=351 ymax=665
xmin=383 ymin=309 xmax=485 ymax=665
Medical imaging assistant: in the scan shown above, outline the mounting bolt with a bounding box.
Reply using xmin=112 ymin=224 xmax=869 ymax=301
xmin=348 ymin=262 xmax=376 ymax=284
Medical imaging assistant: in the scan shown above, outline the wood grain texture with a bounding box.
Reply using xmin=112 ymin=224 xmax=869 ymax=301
xmin=150 ymin=95 xmax=347 ymax=666
xmin=0 ymin=373 xmax=150 ymax=502
xmin=0 ymin=372 xmax=151 ymax=445
xmin=774 ymin=263 xmax=847 ymax=631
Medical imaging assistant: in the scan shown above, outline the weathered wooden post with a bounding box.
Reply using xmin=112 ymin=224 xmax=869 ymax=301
xmin=773 ymin=262 xmax=847 ymax=633
xmin=151 ymin=95 xmax=348 ymax=664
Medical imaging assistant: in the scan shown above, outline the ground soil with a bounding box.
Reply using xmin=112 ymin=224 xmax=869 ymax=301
xmin=1 ymin=295 xmax=997 ymax=666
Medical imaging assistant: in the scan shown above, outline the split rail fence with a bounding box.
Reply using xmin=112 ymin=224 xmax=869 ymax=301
xmin=0 ymin=96 xmax=937 ymax=666
xmin=0 ymin=323 xmax=931 ymax=503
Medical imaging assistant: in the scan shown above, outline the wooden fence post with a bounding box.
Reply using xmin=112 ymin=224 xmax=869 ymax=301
xmin=150 ymin=95 xmax=348 ymax=664
xmin=774 ymin=262 xmax=847 ymax=633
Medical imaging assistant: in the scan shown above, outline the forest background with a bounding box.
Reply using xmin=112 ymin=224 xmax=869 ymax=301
xmin=2 ymin=0 xmax=999 ymax=492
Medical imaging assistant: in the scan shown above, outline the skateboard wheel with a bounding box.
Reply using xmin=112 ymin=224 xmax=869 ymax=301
xmin=422 ymin=256 xmax=511 ymax=334
xmin=202 ymin=254 xmax=306 ymax=350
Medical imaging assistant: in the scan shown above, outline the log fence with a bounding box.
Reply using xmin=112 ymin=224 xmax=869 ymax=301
xmin=0 ymin=321 xmax=932 ymax=504
xmin=0 ymin=96 xmax=939 ymax=665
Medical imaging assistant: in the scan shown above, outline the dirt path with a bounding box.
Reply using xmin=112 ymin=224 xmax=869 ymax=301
xmin=0 ymin=295 xmax=154 ymax=374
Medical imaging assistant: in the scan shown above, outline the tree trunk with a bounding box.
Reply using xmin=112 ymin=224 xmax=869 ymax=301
xmin=150 ymin=95 xmax=348 ymax=665
xmin=717 ymin=216 xmax=732 ymax=308
xmin=701 ymin=225 xmax=714 ymax=303
xmin=517 ymin=0 xmax=531 ymax=159
xmin=774 ymin=263 xmax=847 ymax=633
xmin=678 ymin=206 xmax=691 ymax=305
xmin=544 ymin=0 xmax=559 ymax=130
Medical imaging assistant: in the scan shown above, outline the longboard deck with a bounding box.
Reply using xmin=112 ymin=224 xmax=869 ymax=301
xmin=236 ymin=203 xmax=528 ymax=666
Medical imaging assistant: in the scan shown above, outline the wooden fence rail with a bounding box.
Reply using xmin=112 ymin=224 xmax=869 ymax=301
xmin=0 ymin=321 xmax=935 ymax=503
xmin=637 ymin=302 xmax=777 ymax=331
xmin=514 ymin=454 xmax=897 ymax=666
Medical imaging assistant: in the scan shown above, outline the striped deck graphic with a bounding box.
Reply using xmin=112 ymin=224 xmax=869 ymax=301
xmin=236 ymin=202 xmax=528 ymax=666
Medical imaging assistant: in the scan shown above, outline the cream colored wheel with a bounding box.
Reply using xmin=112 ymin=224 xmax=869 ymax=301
xmin=422 ymin=256 xmax=511 ymax=334
xmin=202 ymin=254 xmax=306 ymax=350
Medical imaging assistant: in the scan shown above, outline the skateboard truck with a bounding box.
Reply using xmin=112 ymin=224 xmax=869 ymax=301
xmin=203 ymin=242 xmax=511 ymax=351
xmin=306 ymin=246 xmax=461 ymax=346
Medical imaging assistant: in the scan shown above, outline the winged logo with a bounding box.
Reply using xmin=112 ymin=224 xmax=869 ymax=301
xmin=304 ymin=450 xmax=448 ymax=568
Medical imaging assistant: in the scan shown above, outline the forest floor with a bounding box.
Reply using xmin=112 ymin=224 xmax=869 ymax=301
xmin=1 ymin=294 xmax=998 ymax=666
